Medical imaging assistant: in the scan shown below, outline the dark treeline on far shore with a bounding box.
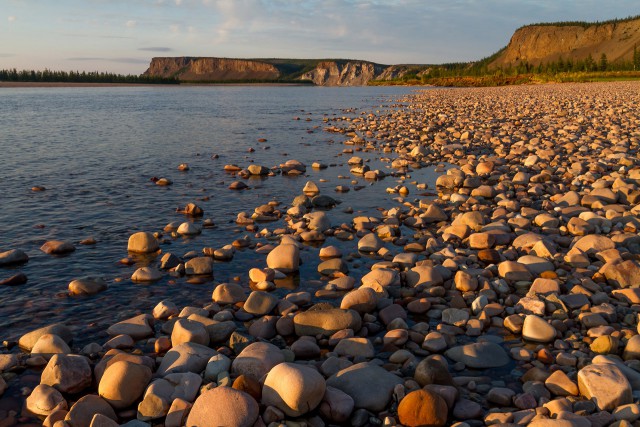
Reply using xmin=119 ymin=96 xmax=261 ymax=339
xmin=390 ymin=47 xmax=640 ymax=84
xmin=0 ymin=68 xmax=179 ymax=84
xmin=371 ymin=45 xmax=640 ymax=87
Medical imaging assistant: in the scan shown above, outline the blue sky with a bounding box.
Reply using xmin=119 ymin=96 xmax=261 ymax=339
xmin=1 ymin=0 xmax=638 ymax=74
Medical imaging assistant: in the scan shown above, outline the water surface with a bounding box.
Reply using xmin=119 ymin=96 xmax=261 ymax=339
xmin=0 ymin=85 xmax=442 ymax=344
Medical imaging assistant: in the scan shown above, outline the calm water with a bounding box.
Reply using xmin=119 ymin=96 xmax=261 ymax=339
xmin=0 ymin=85 xmax=442 ymax=345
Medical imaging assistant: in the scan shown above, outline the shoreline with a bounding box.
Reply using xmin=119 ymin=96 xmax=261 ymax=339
xmin=3 ymin=81 xmax=640 ymax=425
xmin=0 ymin=82 xmax=155 ymax=88
xmin=0 ymin=81 xmax=314 ymax=88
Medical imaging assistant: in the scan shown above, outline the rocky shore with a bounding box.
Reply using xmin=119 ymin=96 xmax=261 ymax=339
xmin=2 ymin=81 xmax=640 ymax=426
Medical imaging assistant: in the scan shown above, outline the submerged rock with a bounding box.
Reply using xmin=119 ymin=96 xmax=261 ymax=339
xmin=0 ymin=249 xmax=29 ymax=266
xmin=40 ymin=240 xmax=75 ymax=255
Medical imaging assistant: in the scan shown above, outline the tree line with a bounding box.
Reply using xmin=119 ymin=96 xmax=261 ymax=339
xmin=409 ymin=47 xmax=640 ymax=83
xmin=521 ymin=14 xmax=640 ymax=29
xmin=0 ymin=68 xmax=178 ymax=84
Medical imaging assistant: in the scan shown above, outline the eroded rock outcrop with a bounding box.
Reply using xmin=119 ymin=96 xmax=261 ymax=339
xmin=143 ymin=57 xmax=281 ymax=81
xmin=301 ymin=61 xmax=387 ymax=86
xmin=490 ymin=18 xmax=640 ymax=68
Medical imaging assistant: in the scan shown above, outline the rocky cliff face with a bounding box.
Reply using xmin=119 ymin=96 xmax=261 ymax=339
xmin=144 ymin=57 xmax=395 ymax=85
xmin=143 ymin=57 xmax=281 ymax=81
xmin=300 ymin=61 xmax=387 ymax=86
xmin=490 ymin=19 xmax=640 ymax=68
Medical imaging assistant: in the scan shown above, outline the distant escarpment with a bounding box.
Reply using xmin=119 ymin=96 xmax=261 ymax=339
xmin=143 ymin=57 xmax=426 ymax=86
xmin=143 ymin=57 xmax=281 ymax=81
xmin=490 ymin=17 xmax=640 ymax=68
xmin=300 ymin=61 xmax=387 ymax=86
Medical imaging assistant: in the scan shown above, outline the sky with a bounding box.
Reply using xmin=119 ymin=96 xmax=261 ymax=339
xmin=1 ymin=0 xmax=638 ymax=74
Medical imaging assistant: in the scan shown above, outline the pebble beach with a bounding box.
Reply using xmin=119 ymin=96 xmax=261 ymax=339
xmin=3 ymin=81 xmax=640 ymax=426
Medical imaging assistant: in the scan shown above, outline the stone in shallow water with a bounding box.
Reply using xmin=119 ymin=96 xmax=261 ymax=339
xmin=127 ymin=231 xmax=159 ymax=253
xmin=68 ymin=277 xmax=107 ymax=295
xmin=40 ymin=240 xmax=75 ymax=255
xmin=243 ymin=291 xmax=278 ymax=316
xmin=0 ymin=249 xmax=28 ymax=266
xmin=177 ymin=222 xmax=201 ymax=236
xmin=184 ymin=257 xmax=213 ymax=275
xmin=358 ymin=233 xmax=383 ymax=252
xmin=0 ymin=272 xmax=27 ymax=286
xmin=31 ymin=333 xmax=71 ymax=358
xmin=19 ymin=323 xmax=72 ymax=351
xmin=229 ymin=180 xmax=248 ymax=190
xmin=444 ymin=341 xmax=510 ymax=369
xmin=319 ymin=245 xmax=342 ymax=258
xmin=212 ymin=282 xmax=246 ymax=304
xmin=131 ymin=266 xmax=163 ymax=283
xmin=107 ymin=314 xmax=154 ymax=340
xmin=340 ymin=287 xmax=377 ymax=314
xmin=266 ymin=243 xmax=300 ymax=273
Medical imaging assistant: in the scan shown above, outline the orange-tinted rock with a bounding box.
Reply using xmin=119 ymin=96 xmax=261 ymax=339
xmin=232 ymin=374 xmax=262 ymax=402
xmin=398 ymin=389 xmax=448 ymax=427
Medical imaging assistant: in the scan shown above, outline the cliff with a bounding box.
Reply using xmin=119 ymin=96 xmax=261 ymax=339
xmin=490 ymin=17 xmax=640 ymax=68
xmin=300 ymin=61 xmax=387 ymax=86
xmin=143 ymin=57 xmax=281 ymax=81
xmin=143 ymin=57 xmax=399 ymax=86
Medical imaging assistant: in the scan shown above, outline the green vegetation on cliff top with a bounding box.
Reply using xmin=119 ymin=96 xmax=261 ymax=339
xmin=520 ymin=14 xmax=640 ymax=29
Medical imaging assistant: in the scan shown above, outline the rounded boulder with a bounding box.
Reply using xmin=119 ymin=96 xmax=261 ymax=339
xmin=186 ymin=387 xmax=258 ymax=427
xmin=98 ymin=360 xmax=152 ymax=409
xmin=398 ymin=389 xmax=448 ymax=427
xmin=293 ymin=308 xmax=361 ymax=336
xmin=266 ymin=243 xmax=300 ymax=273
xmin=127 ymin=232 xmax=159 ymax=253
xmin=262 ymin=362 xmax=326 ymax=417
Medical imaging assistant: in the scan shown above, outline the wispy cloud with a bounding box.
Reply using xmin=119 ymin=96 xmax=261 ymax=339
xmin=5 ymin=0 xmax=640 ymax=74
xmin=58 ymin=32 xmax=133 ymax=40
xmin=67 ymin=57 xmax=149 ymax=64
xmin=138 ymin=47 xmax=173 ymax=52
